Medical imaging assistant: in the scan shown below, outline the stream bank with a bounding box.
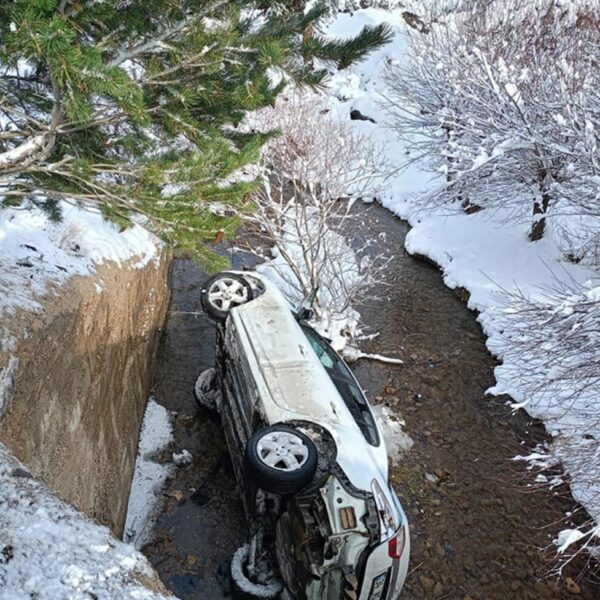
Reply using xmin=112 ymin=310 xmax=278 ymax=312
xmin=0 ymin=251 xmax=170 ymax=536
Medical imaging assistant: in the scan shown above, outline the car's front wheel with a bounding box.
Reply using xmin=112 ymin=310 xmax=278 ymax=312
xmin=230 ymin=543 xmax=283 ymax=600
xmin=200 ymin=272 xmax=254 ymax=322
xmin=244 ymin=425 xmax=318 ymax=495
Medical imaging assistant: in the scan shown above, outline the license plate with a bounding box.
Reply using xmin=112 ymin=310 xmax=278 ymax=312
xmin=369 ymin=571 xmax=388 ymax=600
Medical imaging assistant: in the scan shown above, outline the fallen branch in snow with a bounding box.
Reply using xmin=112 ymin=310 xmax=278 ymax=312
xmin=343 ymin=348 xmax=404 ymax=364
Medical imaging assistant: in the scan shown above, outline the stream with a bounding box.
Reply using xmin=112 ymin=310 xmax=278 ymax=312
xmin=143 ymin=202 xmax=597 ymax=599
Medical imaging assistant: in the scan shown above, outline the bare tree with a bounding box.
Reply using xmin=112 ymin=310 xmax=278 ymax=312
xmin=242 ymin=91 xmax=392 ymax=347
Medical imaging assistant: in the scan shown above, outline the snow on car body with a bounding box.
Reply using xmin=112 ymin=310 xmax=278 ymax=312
xmin=198 ymin=271 xmax=410 ymax=600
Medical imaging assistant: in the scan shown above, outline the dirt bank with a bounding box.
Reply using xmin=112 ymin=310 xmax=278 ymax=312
xmin=0 ymin=252 xmax=171 ymax=536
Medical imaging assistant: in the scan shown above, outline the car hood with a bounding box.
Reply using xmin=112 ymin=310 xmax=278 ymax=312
xmin=230 ymin=278 xmax=391 ymax=497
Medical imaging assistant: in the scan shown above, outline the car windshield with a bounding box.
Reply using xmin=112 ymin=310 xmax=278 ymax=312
xmin=300 ymin=325 xmax=379 ymax=446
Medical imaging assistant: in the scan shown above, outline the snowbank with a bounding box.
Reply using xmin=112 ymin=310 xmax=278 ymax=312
xmin=124 ymin=398 xmax=174 ymax=549
xmin=0 ymin=443 xmax=173 ymax=600
xmin=0 ymin=201 xmax=159 ymax=327
xmin=323 ymin=7 xmax=600 ymax=549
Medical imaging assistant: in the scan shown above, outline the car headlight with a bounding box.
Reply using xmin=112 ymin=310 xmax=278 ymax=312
xmin=371 ymin=480 xmax=398 ymax=541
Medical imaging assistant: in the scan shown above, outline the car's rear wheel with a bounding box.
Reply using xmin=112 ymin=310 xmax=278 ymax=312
xmin=230 ymin=543 xmax=283 ymax=600
xmin=244 ymin=425 xmax=318 ymax=495
xmin=201 ymin=272 xmax=253 ymax=322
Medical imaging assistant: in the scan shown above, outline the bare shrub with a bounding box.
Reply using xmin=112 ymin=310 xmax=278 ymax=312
xmin=243 ymin=91 xmax=392 ymax=348
xmin=494 ymin=280 xmax=600 ymax=563
xmin=384 ymin=0 xmax=600 ymax=246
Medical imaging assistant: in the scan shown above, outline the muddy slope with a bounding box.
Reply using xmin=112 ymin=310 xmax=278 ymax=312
xmin=146 ymin=204 xmax=597 ymax=599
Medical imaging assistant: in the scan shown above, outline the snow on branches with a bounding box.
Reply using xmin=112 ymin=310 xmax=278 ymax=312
xmin=243 ymin=91 xmax=391 ymax=351
xmin=384 ymin=0 xmax=600 ymax=250
xmin=492 ymin=280 xmax=600 ymax=563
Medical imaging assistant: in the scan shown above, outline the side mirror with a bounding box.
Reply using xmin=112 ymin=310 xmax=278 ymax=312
xmin=296 ymin=307 xmax=315 ymax=321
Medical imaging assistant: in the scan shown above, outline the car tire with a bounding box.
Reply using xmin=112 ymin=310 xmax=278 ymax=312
xmin=201 ymin=272 xmax=254 ymax=322
xmin=244 ymin=425 xmax=318 ymax=495
xmin=230 ymin=544 xmax=283 ymax=600
xmin=193 ymin=367 xmax=220 ymax=411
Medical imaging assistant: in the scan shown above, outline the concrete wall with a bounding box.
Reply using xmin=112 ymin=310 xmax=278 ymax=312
xmin=0 ymin=252 xmax=171 ymax=536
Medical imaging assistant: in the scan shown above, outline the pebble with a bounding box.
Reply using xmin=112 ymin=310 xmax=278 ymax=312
xmin=419 ymin=575 xmax=435 ymax=592
xmin=425 ymin=472 xmax=439 ymax=484
xmin=565 ymin=577 xmax=581 ymax=595
xmin=167 ymin=490 xmax=184 ymax=502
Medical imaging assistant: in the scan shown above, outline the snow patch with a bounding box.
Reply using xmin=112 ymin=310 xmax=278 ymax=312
xmin=0 ymin=201 xmax=160 ymax=321
xmin=172 ymin=449 xmax=192 ymax=467
xmin=0 ymin=443 xmax=173 ymax=600
xmin=123 ymin=398 xmax=173 ymax=549
xmin=0 ymin=356 xmax=17 ymax=421
xmin=371 ymin=404 xmax=414 ymax=463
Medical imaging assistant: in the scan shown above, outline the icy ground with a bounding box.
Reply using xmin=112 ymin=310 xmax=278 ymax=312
xmin=322 ymin=7 xmax=600 ymax=550
xmin=124 ymin=398 xmax=174 ymax=550
xmin=0 ymin=444 xmax=173 ymax=600
xmin=371 ymin=404 xmax=414 ymax=463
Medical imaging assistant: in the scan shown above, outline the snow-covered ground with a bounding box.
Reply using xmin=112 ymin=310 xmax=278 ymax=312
xmin=322 ymin=7 xmax=600 ymax=552
xmin=0 ymin=201 xmax=159 ymax=334
xmin=124 ymin=398 xmax=174 ymax=550
xmin=0 ymin=444 xmax=173 ymax=600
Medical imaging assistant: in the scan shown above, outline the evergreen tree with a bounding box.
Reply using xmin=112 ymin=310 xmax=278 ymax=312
xmin=0 ymin=0 xmax=391 ymax=265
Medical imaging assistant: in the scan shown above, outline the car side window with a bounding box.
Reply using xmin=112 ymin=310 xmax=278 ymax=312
xmin=301 ymin=326 xmax=351 ymax=377
xmin=300 ymin=325 xmax=380 ymax=446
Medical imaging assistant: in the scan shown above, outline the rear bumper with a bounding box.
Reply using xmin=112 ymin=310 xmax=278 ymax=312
xmin=358 ymin=523 xmax=410 ymax=600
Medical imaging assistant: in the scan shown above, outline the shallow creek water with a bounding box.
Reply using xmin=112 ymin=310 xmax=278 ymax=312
xmin=144 ymin=202 xmax=597 ymax=599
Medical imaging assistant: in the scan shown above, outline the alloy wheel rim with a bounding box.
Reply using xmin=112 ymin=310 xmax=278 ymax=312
xmin=207 ymin=277 xmax=248 ymax=311
xmin=256 ymin=432 xmax=309 ymax=472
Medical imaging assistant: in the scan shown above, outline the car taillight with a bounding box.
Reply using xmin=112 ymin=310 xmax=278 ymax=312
xmin=388 ymin=526 xmax=406 ymax=560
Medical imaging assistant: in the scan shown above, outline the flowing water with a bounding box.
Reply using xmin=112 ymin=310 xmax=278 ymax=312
xmin=143 ymin=203 xmax=597 ymax=599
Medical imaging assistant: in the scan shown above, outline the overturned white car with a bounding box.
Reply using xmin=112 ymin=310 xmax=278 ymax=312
xmin=197 ymin=271 xmax=410 ymax=600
